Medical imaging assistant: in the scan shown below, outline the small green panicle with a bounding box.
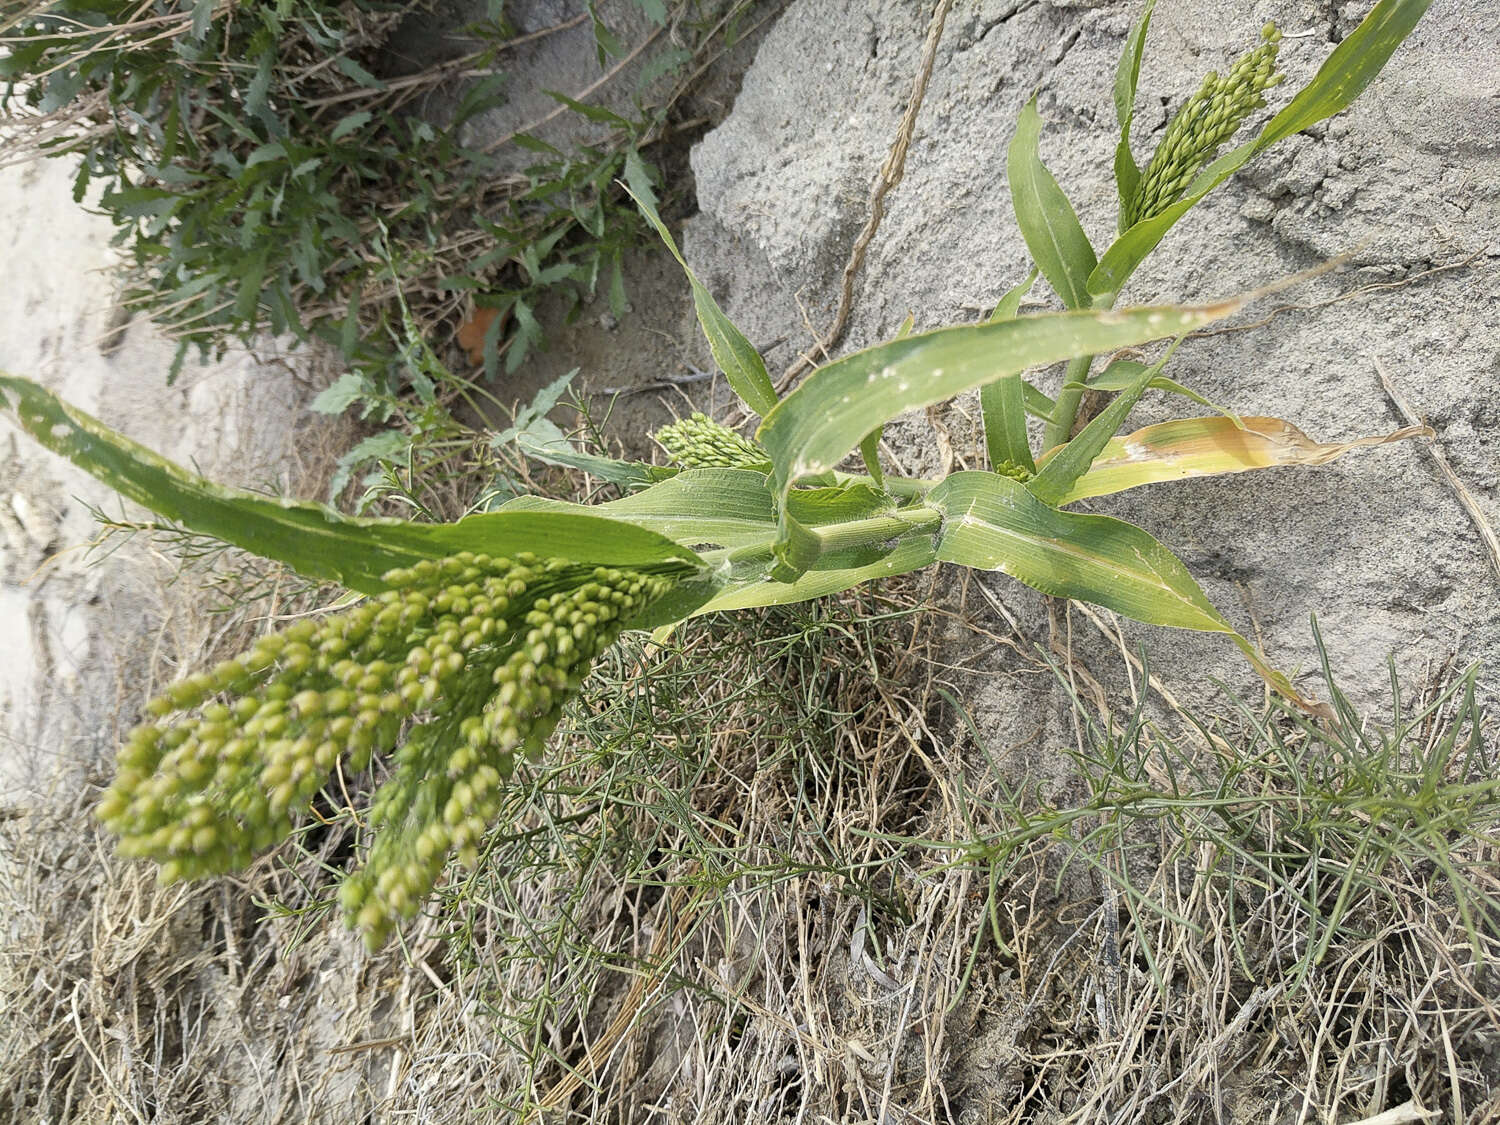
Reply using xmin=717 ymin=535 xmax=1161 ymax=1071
xmin=96 ymin=551 xmax=681 ymax=949
xmin=1125 ymin=24 xmax=1283 ymax=229
xmin=993 ymin=460 xmax=1034 ymax=483
xmin=654 ymin=412 xmax=771 ymax=471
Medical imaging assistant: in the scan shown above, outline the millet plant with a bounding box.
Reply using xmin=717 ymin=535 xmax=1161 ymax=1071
xmin=0 ymin=0 xmax=1435 ymax=948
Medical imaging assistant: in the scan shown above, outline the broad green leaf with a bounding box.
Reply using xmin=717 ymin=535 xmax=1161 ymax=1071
xmin=504 ymin=468 xmax=777 ymax=550
xmin=983 ymin=374 xmax=1034 ymax=475
xmin=693 ymin=533 xmax=938 ymax=616
xmin=623 ymin=158 xmax=778 ymax=417
xmin=757 ymin=296 xmax=1243 ymax=573
xmin=1040 ymin=415 xmax=1430 ymax=504
xmin=930 ymin=471 xmax=1315 ymax=708
xmin=1112 ymin=0 xmax=1156 ymax=229
xmin=1007 ymin=98 xmax=1096 ymax=310
xmin=1080 ymin=358 xmax=1242 ymax=424
xmin=504 ymin=471 xmax=899 ymax=558
xmin=1089 ymin=0 xmax=1433 ymax=302
xmin=502 ymin=470 xmax=937 ymax=620
xmin=982 ymin=267 xmax=1044 ymax=473
xmin=1029 ymin=338 xmax=1181 ymax=506
xmin=0 ymin=373 xmax=701 ymax=594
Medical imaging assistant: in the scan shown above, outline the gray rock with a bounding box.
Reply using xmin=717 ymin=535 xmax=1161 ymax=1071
xmin=684 ymin=0 xmax=1500 ymax=716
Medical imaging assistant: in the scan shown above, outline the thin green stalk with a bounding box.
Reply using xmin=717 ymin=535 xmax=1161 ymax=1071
xmin=1044 ymin=353 xmax=1096 ymax=451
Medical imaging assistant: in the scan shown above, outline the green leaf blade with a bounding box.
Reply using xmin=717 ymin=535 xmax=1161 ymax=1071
xmin=757 ymin=297 xmax=1242 ymax=511
xmin=1111 ymin=0 xmax=1156 ymax=227
xmin=932 ymin=470 xmax=1232 ymax=632
xmin=981 ymin=267 xmax=1044 ymax=474
xmin=981 ymin=375 xmax=1035 ymax=475
xmin=1090 ymin=0 xmax=1432 ymax=302
xmin=1007 ymin=98 xmax=1097 ymax=311
xmin=0 ymin=373 xmax=701 ymax=594
xmin=1028 ymin=338 xmax=1181 ymax=506
xmin=622 ymin=160 xmax=778 ymax=418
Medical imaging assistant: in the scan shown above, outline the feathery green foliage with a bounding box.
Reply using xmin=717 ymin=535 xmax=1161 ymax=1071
xmin=0 ymin=0 xmax=705 ymax=387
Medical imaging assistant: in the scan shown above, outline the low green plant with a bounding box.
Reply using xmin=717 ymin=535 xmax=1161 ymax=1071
xmin=0 ymin=0 xmax=689 ymax=384
xmin=0 ymin=0 xmax=1439 ymax=947
xmin=941 ymin=638 xmax=1499 ymax=990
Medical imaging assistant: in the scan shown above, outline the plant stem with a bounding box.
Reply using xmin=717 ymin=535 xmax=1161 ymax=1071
xmin=719 ymin=506 xmax=942 ymax=572
xmin=809 ymin=507 xmax=942 ymax=554
xmin=1043 ymin=354 xmax=1095 ymax=452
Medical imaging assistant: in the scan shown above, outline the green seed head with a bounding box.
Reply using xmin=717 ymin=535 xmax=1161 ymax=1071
xmin=654 ymin=413 xmax=771 ymax=471
xmin=98 ymin=551 xmax=685 ymax=950
xmin=1126 ymin=23 xmax=1283 ymax=228
xmin=993 ymin=459 xmax=1034 ymax=483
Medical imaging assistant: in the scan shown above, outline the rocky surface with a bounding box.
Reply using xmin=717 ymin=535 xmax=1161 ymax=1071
xmin=684 ymin=0 xmax=1500 ymax=716
xmin=0 ymin=158 xmax=333 ymax=809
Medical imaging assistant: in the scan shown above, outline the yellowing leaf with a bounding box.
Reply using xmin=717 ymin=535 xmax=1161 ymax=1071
xmin=1043 ymin=415 xmax=1430 ymax=504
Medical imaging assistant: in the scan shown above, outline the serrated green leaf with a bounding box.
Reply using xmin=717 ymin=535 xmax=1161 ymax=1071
xmin=334 ymin=55 xmax=386 ymax=90
xmin=330 ymin=110 xmax=372 ymax=141
xmin=1007 ymin=98 xmax=1096 ymax=310
xmin=331 ymin=430 xmax=408 ymax=498
xmin=0 ymin=373 xmax=701 ymax=594
xmin=309 ymin=372 xmax=365 ymax=415
xmin=1090 ymin=0 xmax=1432 ymax=302
xmin=622 ymin=162 xmax=778 ymax=417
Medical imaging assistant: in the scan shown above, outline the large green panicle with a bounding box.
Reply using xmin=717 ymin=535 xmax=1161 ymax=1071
xmin=655 ymin=412 xmax=771 ymax=471
xmin=1126 ymin=24 xmax=1284 ymax=228
xmin=96 ymin=551 xmax=681 ymax=948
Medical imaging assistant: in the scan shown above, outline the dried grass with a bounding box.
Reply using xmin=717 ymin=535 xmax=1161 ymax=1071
xmin=2 ymin=450 xmax=1496 ymax=1124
